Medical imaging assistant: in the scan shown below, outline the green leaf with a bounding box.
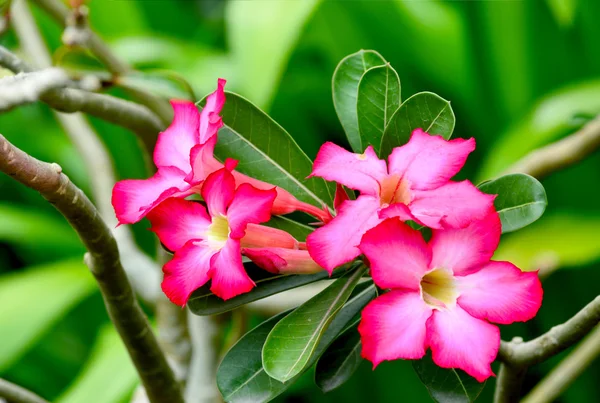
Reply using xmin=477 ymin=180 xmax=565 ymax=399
xmin=116 ymin=70 xmax=196 ymax=100
xmin=56 ymin=326 xmax=137 ymax=403
xmin=478 ymin=174 xmax=547 ymax=233
xmin=357 ymin=64 xmax=401 ymax=155
xmin=546 ymin=0 xmax=578 ymax=28
xmin=494 ymin=213 xmax=600 ymax=272
xmin=413 ymin=352 xmax=485 ymax=403
xmin=188 ymin=263 xmax=340 ymax=316
xmin=266 ymin=216 xmax=314 ymax=241
xmin=262 ymin=265 xmax=367 ymax=382
xmin=380 ymin=92 xmax=455 ymax=157
xmin=314 ymin=322 xmax=363 ymax=393
xmin=0 ymin=260 xmax=96 ymax=371
xmin=332 ymin=50 xmax=387 ymax=152
xmin=217 ymin=282 xmax=377 ymax=403
xmin=211 ymin=91 xmax=334 ymax=207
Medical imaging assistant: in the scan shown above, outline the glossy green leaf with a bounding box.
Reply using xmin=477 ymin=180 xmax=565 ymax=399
xmin=332 ymin=50 xmax=387 ymax=152
xmin=217 ymin=282 xmax=377 ymax=403
xmin=210 ymin=91 xmax=334 ymax=207
xmin=188 ymin=263 xmax=340 ymax=316
xmin=380 ymin=92 xmax=455 ymax=156
xmin=413 ymin=352 xmax=485 ymax=403
xmin=56 ymin=326 xmax=137 ymax=403
xmin=262 ymin=266 xmax=366 ymax=382
xmin=546 ymin=0 xmax=578 ymax=28
xmin=266 ymin=216 xmax=314 ymax=241
xmin=494 ymin=213 xmax=600 ymax=272
xmin=357 ymin=64 xmax=401 ymax=155
xmin=0 ymin=260 xmax=96 ymax=371
xmin=478 ymin=174 xmax=547 ymax=233
xmin=314 ymin=322 xmax=362 ymax=393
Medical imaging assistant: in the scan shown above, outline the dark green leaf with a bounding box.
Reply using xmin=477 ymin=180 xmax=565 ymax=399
xmin=413 ymin=352 xmax=485 ymax=403
xmin=380 ymin=92 xmax=455 ymax=156
xmin=265 ymin=216 xmax=313 ymax=241
xmin=314 ymin=322 xmax=363 ymax=393
xmin=332 ymin=50 xmax=387 ymax=152
xmin=217 ymin=283 xmax=377 ymax=403
xmin=211 ymin=91 xmax=334 ymax=206
xmin=262 ymin=266 xmax=367 ymax=382
xmin=357 ymin=64 xmax=401 ymax=155
xmin=188 ymin=263 xmax=340 ymax=316
xmin=478 ymin=173 xmax=547 ymax=233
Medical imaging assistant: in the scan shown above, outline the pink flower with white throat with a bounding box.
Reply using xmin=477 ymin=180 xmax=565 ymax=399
xmin=357 ymin=212 xmax=543 ymax=381
xmin=147 ymin=160 xmax=287 ymax=306
xmin=307 ymin=129 xmax=495 ymax=272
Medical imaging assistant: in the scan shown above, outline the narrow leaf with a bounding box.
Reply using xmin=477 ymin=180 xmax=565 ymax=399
xmin=478 ymin=173 xmax=547 ymax=233
xmin=332 ymin=50 xmax=386 ymax=152
xmin=413 ymin=352 xmax=485 ymax=403
xmin=380 ymin=92 xmax=455 ymax=157
xmin=262 ymin=266 xmax=367 ymax=382
xmin=314 ymin=322 xmax=363 ymax=393
xmin=210 ymin=91 xmax=334 ymax=206
xmin=266 ymin=216 xmax=313 ymax=241
xmin=217 ymin=283 xmax=377 ymax=403
xmin=357 ymin=64 xmax=401 ymax=155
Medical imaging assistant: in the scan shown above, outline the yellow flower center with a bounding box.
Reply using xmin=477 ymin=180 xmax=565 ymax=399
xmin=420 ymin=268 xmax=458 ymax=309
xmin=206 ymin=215 xmax=230 ymax=249
xmin=379 ymin=174 xmax=411 ymax=206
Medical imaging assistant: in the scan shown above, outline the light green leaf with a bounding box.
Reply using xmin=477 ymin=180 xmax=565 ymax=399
xmin=212 ymin=91 xmax=333 ymax=206
xmin=413 ymin=352 xmax=485 ymax=403
xmin=357 ymin=64 xmax=401 ymax=155
xmin=494 ymin=213 xmax=600 ymax=272
xmin=116 ymin=70 xmax=196 ymax=100
xmin=0 ymin=260 xmax=96 ymax=371
xmin=57 ymin=326 xmax=137 ymax=403
xmin=546 ymin=0 xmax=578 ymax=28
xmin=262 ymin=266 xmax=366 ymax=382
xmin=332 ymin=50 xmax=386 ymax=153
xmin=380 ymin=92 xmax=455 ymax=157
xmin=217 ymin=283 xmax=377 ymax=403
xmin=478 ymin=174 xmax=547 ymax=233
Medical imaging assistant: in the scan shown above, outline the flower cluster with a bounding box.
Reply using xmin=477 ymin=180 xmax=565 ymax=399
xmin=112 ymin=79 xmax=543 ymax=382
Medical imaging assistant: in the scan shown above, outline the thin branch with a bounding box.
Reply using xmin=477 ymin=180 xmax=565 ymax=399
xmin=0 ymin=378 xmax=50 ymax=403
xmin=0 ymin=134 xmax=184 ymax=403
xmin=0 ymin=69 xmax=71 ymax=112
xmin=522 ymin=324 xmax=600 ymax=403
xmin=503 ymin=115 xmax=600 ymax=179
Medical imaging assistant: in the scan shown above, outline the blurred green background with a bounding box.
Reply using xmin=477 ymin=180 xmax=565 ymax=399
xmin=1 ymin=0 xmax=599 ymax=402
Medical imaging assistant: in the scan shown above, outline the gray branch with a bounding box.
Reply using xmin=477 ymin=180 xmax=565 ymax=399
xmin=0 ymin=378 xmax=50 ymax=403
xmin=0 ymin=69 xmax=70 ymax=112
xmin=0 ymin=133 xmax=184 ymax=403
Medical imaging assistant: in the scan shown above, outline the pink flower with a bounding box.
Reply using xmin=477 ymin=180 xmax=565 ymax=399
xmin=307 ymin=129 xmax=495 ymax=272
xmin=242 ymin=247 xmax=324 ymax=275
xmin=147 ymin=160 xmax=297 ymax=306
xmin=112 ymin=79 xmax=226 ymax=225
xmin=357 ymin=213 xmax=543 ymax=381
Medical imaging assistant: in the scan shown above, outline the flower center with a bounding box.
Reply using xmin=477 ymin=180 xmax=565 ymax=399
xmin=379 ymin=174 xmax=412 ymax=206
xmin=206 ymin=215 xmax=230 ymax=249
xmin=420 ymin=268 xmax=458 ymax=309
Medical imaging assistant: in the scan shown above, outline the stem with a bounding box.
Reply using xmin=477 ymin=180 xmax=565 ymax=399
xmin=0 ymin=378 xmax=50 ymax=403
xmin=0 ymin=134 xmax=184 ymax=403
xmin=522 ymin=324 xmax=600 ymax=403
xmin=503 ymin=115 xmax=600 ymax=179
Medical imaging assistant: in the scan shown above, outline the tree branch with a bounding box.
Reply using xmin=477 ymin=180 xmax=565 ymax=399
xmin=0 ymin=134 xmax=184 ymax=403
xmin=0 ymin=69 xmax=71 ymax=112
xmin=0 ymin=378 xmax=50 ymax=403
xmin=503 ymin=115 xmax=600 ymax=179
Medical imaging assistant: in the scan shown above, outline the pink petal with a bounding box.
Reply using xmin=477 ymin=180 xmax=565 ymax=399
xmin=429 ymin=209 xmax=501 ymax=275
xmin=227 ymin=184 xmax=276 ymax=239
xmin=358 ymin=290 xmax=432 ymax=367
xmin=307 ymin=195 xmax=382 ymax=273
xmin=309 ymin=142 xmax=387 ymax=195
xmin=334 ymin=184 xmax=350 ymax=211
xmin=456 ymin=261 xmax=543 ymax=324
xmin=187 ymin=137 xmax=223 ymax=185
xmin=241 ymin=224 xmax=298 ymax=249
xmin=426 ymin=305 xmax=500 ymax=382
xmin=359 ymin=218 xmax=431 ymax=290
xmin=409 ymin=180 xmax=495 ymax=229
xmin=161 ymin=241 xmax=214 ymax=307
xmin=147 ymin=198 xmax=211 ymax=251
xmin=210 ymin=238 xmax=255 ymax=300
xmin=112 ymin=166 xmax=190 ymax=225
xmin=242 ymin=247 xmax=323 ymax=274
xmin=378 ymin=202 xmax=417 ymax=222
xmin=201 ymin=166 xmax=236 ymax=217
xmin=199 ymin=78 xmax=226 ymax=144
xmin=153 ymin=100 xmax=199 ymax=172
xmin=388 ymin=129 xmax=475 ymax=191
